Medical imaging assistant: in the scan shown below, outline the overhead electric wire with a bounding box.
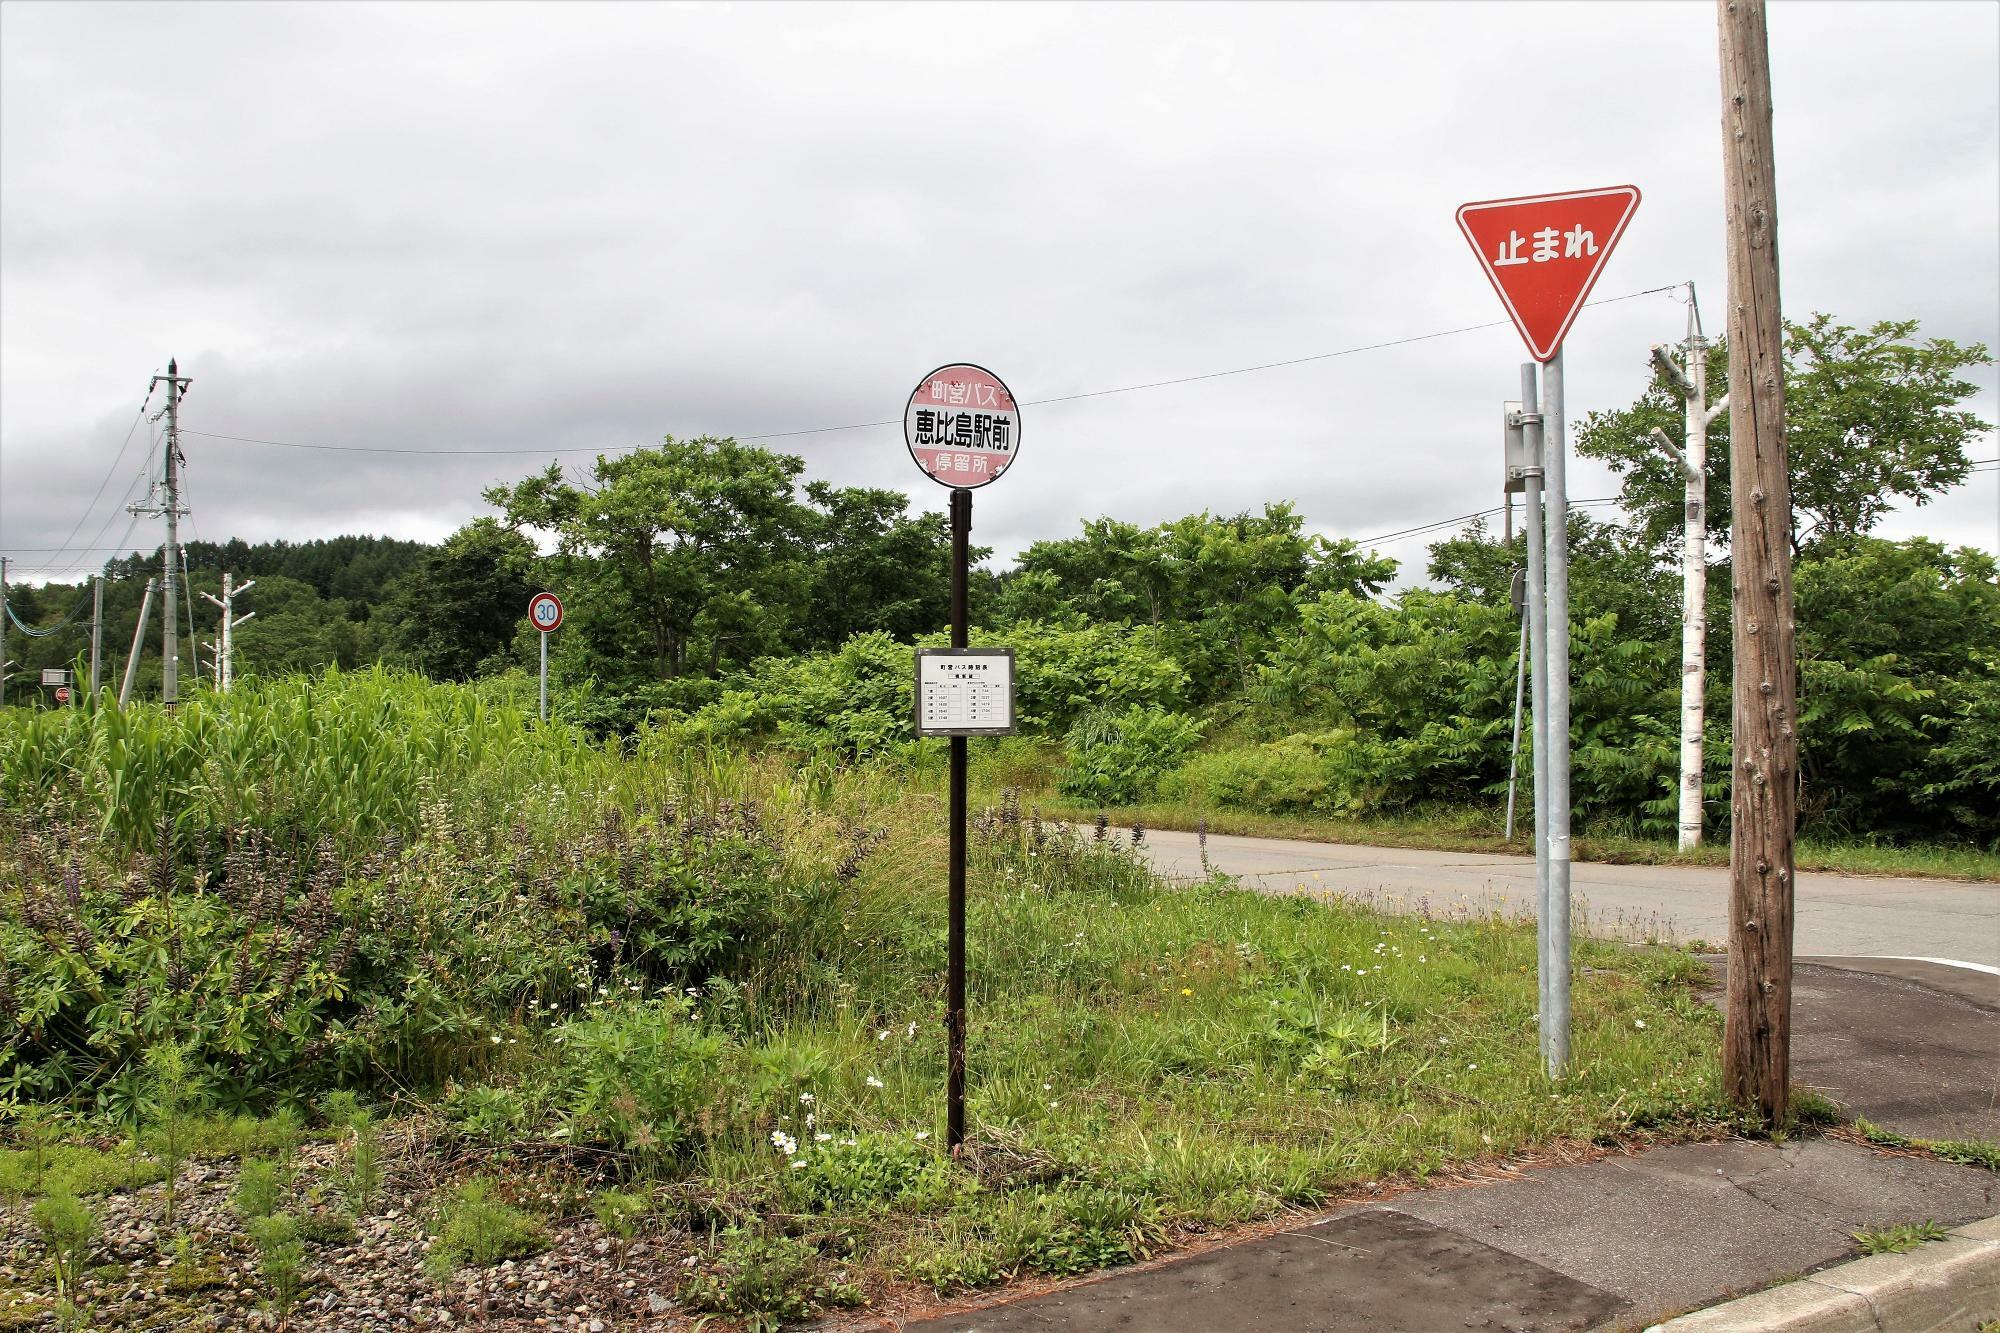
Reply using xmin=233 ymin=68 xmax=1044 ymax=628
xmin=28 ymin=384 xmax=156 ymax=573
xmin=174 ymin=285 xmax=1686 ymax=459
xmin=1356 ymin=496 xmax=1623 ymax=548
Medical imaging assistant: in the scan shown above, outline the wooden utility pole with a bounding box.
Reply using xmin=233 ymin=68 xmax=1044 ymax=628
xmin=1718 ymin=0 xmax=1796 ymax=1126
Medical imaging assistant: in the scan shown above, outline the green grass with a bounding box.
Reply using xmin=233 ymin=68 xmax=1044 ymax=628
xmin=0 ymin=671 xmax=1749 ymax=1326
xmin=1853 ymin=1119 xmax=2000 ymax=1170
xmin=1851 ymin=1220 xmax=1948 ymax=1254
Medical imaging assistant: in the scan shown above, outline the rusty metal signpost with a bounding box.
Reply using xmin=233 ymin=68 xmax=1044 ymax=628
xmin=905 ymin=362 xmax=1021 ymax=1150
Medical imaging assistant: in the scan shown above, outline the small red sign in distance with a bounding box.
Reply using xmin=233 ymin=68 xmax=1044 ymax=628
xmin=1456 ymin=186 xmax=1641 ymax=362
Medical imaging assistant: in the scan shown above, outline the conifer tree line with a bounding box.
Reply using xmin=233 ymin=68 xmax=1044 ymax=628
xmin=7 ymin=315 xmax=1994 ymax=845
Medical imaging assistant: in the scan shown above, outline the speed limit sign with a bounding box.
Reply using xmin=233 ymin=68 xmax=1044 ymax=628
xmin=528 ymin=592 xmax=563 ymax=633
xmin=54 ymin=685 xmax=71 ymax=704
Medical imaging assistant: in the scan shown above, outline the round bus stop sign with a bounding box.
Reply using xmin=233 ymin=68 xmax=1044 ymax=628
xmin=528 ymin=592 xmax=564 ymax=633
xmin=905 ymin=363 xmax=1020 ymax=489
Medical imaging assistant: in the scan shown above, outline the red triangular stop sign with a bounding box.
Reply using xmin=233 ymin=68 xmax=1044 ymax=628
xmin=1457 ymin=186 xmax=1640 ymax=362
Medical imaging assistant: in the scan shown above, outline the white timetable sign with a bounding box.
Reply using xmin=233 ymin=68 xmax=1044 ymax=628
xmin=915 ymin=648 xmax=1016 ymax=736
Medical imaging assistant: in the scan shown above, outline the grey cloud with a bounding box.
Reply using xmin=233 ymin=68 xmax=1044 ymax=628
xmin=2 ymin=1 xmax=1994 ymax=585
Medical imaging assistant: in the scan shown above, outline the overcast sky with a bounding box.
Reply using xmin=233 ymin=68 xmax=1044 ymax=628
xmin=2 ymin=1 xmax=1995 ymax=587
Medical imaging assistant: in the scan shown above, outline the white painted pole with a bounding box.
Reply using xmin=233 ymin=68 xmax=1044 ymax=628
xmin=89 ymin=576 xmax=104 ymax=698
xmin=119 ymin=577 xmax=157 ymax=707
xmin=1678 ymin=333 xmax=1711 ymax=851
xmin=539 ymin=628 xmax=548 ymax=722
xmin=1543 ymin=348 xmax=1573 ymax=1076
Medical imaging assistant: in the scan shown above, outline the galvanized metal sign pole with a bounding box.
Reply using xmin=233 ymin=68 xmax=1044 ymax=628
xmin=528 ymin=592 xmax=563 ymax=721
xmin=1458 ymin=186 xmax=1640 ymax=1077
xmin=906 ymin=363 xmax=1021 ymax=1150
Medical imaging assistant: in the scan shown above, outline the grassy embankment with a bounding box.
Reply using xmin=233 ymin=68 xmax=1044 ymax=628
xmin=0 ymin=671 xmax=1762 ymax=1326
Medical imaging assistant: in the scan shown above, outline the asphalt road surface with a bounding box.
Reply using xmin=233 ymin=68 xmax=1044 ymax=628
xmin=1128 ymin=826 xmax=2000 ymax=970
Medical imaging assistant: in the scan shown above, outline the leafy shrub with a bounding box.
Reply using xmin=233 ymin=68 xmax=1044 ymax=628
xmin=544 ymin=1000 xmax=726 ymax=1164
xmin=424 ymin=1178 xmax=548 ymax=1280
xmin=1059 ymin=706 xmax=1204 ymax=805
xmin=1164 ymin=733 xmax=1338 ymax=813
xmin=781 ymin=1134 xmax=961 ymax=1215
xmin=0 ymin=751 xmax=861 ymax=1106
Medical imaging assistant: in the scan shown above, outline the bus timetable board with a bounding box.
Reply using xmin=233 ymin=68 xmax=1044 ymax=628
xmin=914 ymin=648 xmax=1015 ymax=736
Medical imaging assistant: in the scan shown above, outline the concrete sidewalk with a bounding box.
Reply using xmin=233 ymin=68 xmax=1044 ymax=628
xmin=899 ymin=959 xmax=2000 ymax=1332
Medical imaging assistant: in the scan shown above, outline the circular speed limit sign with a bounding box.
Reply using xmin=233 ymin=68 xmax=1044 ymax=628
xmin=528 ymin=592 xmax=564 ymax=633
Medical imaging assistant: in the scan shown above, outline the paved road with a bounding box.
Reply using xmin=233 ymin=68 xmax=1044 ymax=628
xmin=1128 ymin=826 xmax=2000 ymax=969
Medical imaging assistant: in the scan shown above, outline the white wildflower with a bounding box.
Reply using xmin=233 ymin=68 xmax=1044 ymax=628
xmin=866 ymin=1075 xmax=885 ymax=1089
xmin=914 ymin=1131 xmax=930 ymax=1141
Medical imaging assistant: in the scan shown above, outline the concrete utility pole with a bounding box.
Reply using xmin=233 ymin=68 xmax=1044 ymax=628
xmin=1718 ymin=0 xmax=1796 ymax=1126
xmin=201 ymin=572 xmax=255 ymax=693
xmin=1649 ymin=285 xmax=1731 ymax=851
xmin=134 ymin=360 xmax=192 ymax=706
xmin=119 ymin=577 xmax=158 ymax=707
xmin=89 ymin=575 xmax=105 ymax=698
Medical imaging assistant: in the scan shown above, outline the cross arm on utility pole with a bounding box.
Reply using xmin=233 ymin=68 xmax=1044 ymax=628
xmin=232 ymin=612 xmax=256 ymax=629
xmin=1649 ymin=426 xmax=1701 ymax=482
xmin=1650 ymin=344 xmax=1693 ymax=395
xmin=1705 ymin=394 xmax=1730 ymax=426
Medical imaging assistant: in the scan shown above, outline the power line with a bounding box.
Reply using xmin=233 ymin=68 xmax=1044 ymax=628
xmin=1356 ymin=496 xmax=1622 ymax=548
xmin=175 ymin=284 xmax=1685 ymax=459
xmin=28 ymin=385 xmax=157 ymax=573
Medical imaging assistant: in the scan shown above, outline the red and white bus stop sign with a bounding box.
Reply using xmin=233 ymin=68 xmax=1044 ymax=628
xmin=1456 ymin=186 xmax=1641 ymax=362
xmin=528 ymin=592 xmax=563 ymax=633
xmin=904 ymin=363 xmax=1020 ymax=489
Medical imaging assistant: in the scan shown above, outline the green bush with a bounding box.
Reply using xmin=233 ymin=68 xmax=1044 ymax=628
xmin=1059 ymin=707 xmax=1204 ymax=805
xmin=781 ymin=1133 xmax=962 ymax=1215
xmin=543 ymin=1000 xmax=726 ymax=1164
xmin=424 ymin=1178 xmax=548 ymax=1280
